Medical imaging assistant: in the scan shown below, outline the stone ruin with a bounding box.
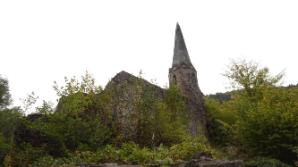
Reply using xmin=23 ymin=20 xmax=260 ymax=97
xmin=101 ymin=23 xmax=208 ymax=138
xmin=169 ymin=23 xmax=207 ymax=136
xmin=46 ymin=23 xmax=244 ymax=167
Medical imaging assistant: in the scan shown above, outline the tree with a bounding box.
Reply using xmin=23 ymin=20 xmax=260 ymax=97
xmin=20 ymin=91 xmax=39 ymax=114
xmin=0 ymin=75 xmax=11 ymax=110
xmin=36 ymin=100 xmax=54 ymax=115
xmin=224 ymin=59 xmax=283 ymax=104
xmin=54 ymin=71 xmax=103 ymax=116
xmin=0 ymin=108 xmax=22 ymax=167
xmin=53 ymin=71 xmax=102 ymax=98
xmin=224 ymin=59 xmax=298 ymax=164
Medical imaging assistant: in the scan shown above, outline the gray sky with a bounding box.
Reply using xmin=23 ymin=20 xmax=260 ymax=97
xmin=1 ymin=0 xmax=298 ymax=108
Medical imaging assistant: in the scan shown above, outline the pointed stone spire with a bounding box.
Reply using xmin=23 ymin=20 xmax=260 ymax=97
xmin=172 ymin=23 xmax=193 ymax=67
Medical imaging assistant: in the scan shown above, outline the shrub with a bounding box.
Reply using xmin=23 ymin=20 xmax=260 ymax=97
xmin=204 ymin=97 xmax=234 ymax=146
xmin=11 ymin=143 xmax=47 ymax=167
xmin=0 ymin=134 xmax=11 ymax=167
xmin=245 ymin=157 xmax=291 ymax=167
xmin=118 ymin=143 xmax=152 ymax=164
xmin=169 ymin=136 xmax=215 ymax=161
xmin=97 ymin=143 xmax=152 ymax=165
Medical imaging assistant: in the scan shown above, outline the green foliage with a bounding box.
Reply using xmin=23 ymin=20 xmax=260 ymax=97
xmin=214 ymin=59 xmax=298 ymax=163
xmin=54 ymin=72 xmax=111 ymax=127
xmin=20 ymin=92 xmax=39 ymax=114
xmin=0 ymin=134 xmax=11 ymax=167
xmin=0 ymin=76 xmax=22 ymax=167
xmin=135 ymin=85 xmax=187 ymax=147
xmin=6 ymin=111 xmax=111 ymax=166
xmin=5 ymin=64 xmax=298 ymax=165
xmin=169 ymin=136 xmax=215 ymax=161
xmin=36 ymin=100 xmax=53 ymax=115
xmin=164 ymin=85 xmax=186 ymax=121
xmin=0 ymin=108 xmax=22 ymax=143
xmin=11 ymin=143 xmax=47 ymax=167
xmin=224 ymin=59 xmax=282 ymax=92
xmin=14 ymin=118 xmax=66 ymax=157
xmin=205 ymin=60 xmax=298 ymax=164
xmin=234 ymin=87 xmax=298 ymax=162
xmin=245 ymin=157 xmax=291 ymax=167
xmin=98 ymin=143 xmax=152 ymax=164
xmin=0 ymin=108 xmax=22 ymax=167
xmin=29 ymin=156 xmax=56 ymax=167
xmin=204 ymin=97 xmax=236 ymax=146
xmin=0 ymin=75 xmax=11 ymax=109
xmin=207 ymin=92 xmax=231 ymax=103
xmin=30 ymin=112 xmax=111 ymax=151
xmin=53 ymin=71 xmax=102 ymax=97
xmin=29 ymin=137 xmax=216 ymax=166
xmin=0 ymin=72 xmax=215 ymax=166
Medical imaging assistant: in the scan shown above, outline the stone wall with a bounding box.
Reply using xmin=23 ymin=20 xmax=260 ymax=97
xmin=103 ymin=71 xmax=165 ymax=140
xmin=169 ymin=64 xmax=207 ymax=136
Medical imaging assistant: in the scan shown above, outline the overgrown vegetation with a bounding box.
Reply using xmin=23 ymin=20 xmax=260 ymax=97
xmin=0 ymin=72 xmax=215 ymax=166
xmin=1 ymin=59 xmax=298 ymax=166
xmin=206 ymin=59 xmax=298 ymax=166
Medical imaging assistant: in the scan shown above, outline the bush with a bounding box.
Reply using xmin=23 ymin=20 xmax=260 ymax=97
xmin=222 ymin=60 xmax=298 ymax=163
xmin=233 ymin=88 xmax=298 ymax=163
xmin=169 ymin=136 xmax=215 ymax=161
xmin=204 ymin=97 xmax=234 ymax=146
xmin=0 ymin=108 xmax=22 ymax=167
xmin=29 ymin=156 xmax=56 ymax=167
xmin=14 ymin=119 xmax=66 ymax=157
xmin=0 ymin=134 xmax=11 ymax=167
xmin=11 ymin=143 xmax=47 ymax=167
xmin=245 ymin=157 xmax=291 ymax=167
xmin=134 ymin=86 xmax=187 ymax=147
xmin=29 ymin=112 xmax=111 ymax=152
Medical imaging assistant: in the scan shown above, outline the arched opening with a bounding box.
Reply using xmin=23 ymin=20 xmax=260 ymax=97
xmin=173 ymin=75 xmax=177 ymax=85
xmin=192 ymin=73 xmax=196 ymax=84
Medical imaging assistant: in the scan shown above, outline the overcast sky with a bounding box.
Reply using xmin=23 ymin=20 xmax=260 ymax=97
xmin=1 ymin=0 xmax=298 ymax=108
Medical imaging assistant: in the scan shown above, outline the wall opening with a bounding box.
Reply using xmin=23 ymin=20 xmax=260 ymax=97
xmin=173 ymin=75 xmax=177 ymax=85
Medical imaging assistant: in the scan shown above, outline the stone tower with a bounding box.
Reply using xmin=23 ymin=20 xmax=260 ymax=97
xmin=169 ymin=23 xmax=207 ymax=136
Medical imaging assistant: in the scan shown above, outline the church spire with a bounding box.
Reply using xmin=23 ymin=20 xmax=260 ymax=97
xmin=172 ymin=23 xmax=193 ymax=67
xmin=169 ymin=23 xmax=207 ymax=136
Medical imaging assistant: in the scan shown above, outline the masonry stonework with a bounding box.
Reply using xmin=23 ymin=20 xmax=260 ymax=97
xmin=169 ymin=23 xmax=207 ymax=136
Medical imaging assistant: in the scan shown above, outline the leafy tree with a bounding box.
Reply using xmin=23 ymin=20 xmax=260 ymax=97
xmin=0 ymin=75 xmax=11 ymax=110
xmin=234 ymin=87 xmax=298 ymax=163
xmin=29 ymin=112 xmax=111 ymax=151
xmin=54 ymin=71 xmax=104 ymax=117
xmin=20 ymin=91 xmax=39 ymax=114
xmin=224 ymin=59 xmax=283 ymax=108
xmin=53 ymin=71 xmax=102 ymax=97
xmin=36 ymin=100 xmax=54 ymax=115
xmin=224 ymin=59 xmax=283 ymax=92
xmin=223 ymin=59 xmax=298 ymax=164
xmin=0 ymin=133 xmax=11 ymax=167
xmin=0 ymin=108 xmax=22 ymax=144
xmin=0 ymin=108 xmax=22 ymax=167
xmin=0 ymin=76 xmax=25 ymax=166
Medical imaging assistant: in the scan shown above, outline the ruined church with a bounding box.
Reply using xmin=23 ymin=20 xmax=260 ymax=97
xmin=102 ymin=23 xmax=207 ymax=138
xmin=57 ymin=23 xmax=208 ymax=138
